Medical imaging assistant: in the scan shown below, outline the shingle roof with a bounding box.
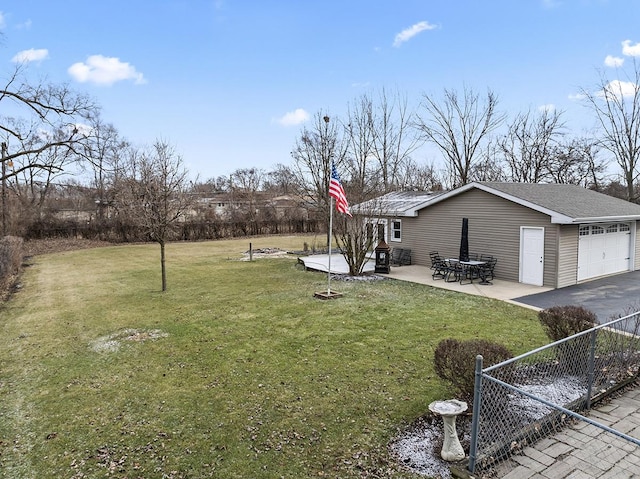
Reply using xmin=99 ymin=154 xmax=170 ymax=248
xmin=477 ymin=182 xmax=640 ymax=222
xmin=358 ymin=183 xmax=640 ymax=223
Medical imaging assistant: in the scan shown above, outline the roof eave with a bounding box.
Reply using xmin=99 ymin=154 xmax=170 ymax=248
xmin=558 ymin=215 xmax=640 ymax=224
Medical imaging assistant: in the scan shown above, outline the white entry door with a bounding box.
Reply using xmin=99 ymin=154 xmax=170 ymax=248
xmin=520 ymin=227 xmax=544 ymax=286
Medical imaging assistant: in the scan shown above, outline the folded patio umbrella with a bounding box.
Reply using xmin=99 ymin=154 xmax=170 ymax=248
xmin=459 ymin=217 xmax=469 ymax=262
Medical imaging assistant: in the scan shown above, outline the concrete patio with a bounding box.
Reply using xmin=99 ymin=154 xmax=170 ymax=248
xmin=299 ymin=255 xmax=552 ymax=310
xmin=385 ymin=264 xmax=552 ymax=309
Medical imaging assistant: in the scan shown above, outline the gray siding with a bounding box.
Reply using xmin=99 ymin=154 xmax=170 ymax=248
xmin=397 ymin=189 xmax=560 ymax=287
xmin=557 ymin=225 xmax=579 ymax=288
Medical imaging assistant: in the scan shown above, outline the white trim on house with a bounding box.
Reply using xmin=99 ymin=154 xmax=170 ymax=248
xmin=390 ymin=219 xmax=402 ymax=242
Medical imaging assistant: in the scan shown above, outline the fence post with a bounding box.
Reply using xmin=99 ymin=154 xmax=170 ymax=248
xmin=468 ymin=354 xmax=484 ymax=474
xmin=249 ymin=242 xmax=253 ymax=261
xmin=586 ymin=329 xmax=597 ymax=410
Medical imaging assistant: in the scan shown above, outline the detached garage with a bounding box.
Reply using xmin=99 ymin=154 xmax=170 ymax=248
xmin=361 ymin=182 xmax=640 ymax=289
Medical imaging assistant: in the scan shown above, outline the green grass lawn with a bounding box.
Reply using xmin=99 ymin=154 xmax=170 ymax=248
xmin=0 ymin=235 xmax=548 ymax=478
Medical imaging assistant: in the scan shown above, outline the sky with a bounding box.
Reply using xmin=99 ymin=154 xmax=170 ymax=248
xmin=1 ymin=0 xmax=640 ymax=181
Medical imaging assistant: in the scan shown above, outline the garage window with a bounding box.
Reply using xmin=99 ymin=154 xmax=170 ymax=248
xmin=620 ymin=223 xmax=630 ymax=232
xmin=592 ymin=226 xmax=604 ymax=235
xmin=579 ymin=226 xmax=589 ymax=236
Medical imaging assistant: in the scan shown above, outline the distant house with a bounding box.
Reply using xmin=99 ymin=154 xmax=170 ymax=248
xmin=357 ymin=182 xmax=640 ymax=288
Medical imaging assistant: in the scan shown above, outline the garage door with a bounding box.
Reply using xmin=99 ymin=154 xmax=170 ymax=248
xmin=577 ymin=223 xmax=631 ymax=281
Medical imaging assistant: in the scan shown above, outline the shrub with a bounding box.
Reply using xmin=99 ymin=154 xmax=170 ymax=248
xmin=434 ymin=338 xmax=512 ymax=403
xmin=0 ymin=235 xmax=24 ymax=293
xmin=538 ymin=305 xmax=597 ymax=342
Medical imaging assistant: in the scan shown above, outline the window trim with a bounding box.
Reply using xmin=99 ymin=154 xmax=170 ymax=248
xmin=390 ymin=219 xmax=402 ymax=242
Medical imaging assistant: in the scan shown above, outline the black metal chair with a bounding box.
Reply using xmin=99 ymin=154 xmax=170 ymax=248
xmin=478 ymin=258 xmax=497 ymax=284
xmin=399 ymin=249 xmax=412 ymax=266
xmin=432 ymin=256 xmax=448 ymax=280
xmin=445 ymin=260 xmax=465 ymax=282
xmin=429 ymin=251 xmax=440 ymax=269
xmin=391 ymin=248 xmax=404 ymax=266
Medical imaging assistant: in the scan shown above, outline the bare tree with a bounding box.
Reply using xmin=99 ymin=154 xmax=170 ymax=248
xmin=1 ymin=65 xmax=97 ymax=178
xmin=117 ymin=140 xmax=193 ymax=291
xmin=229 ymin=167 xmax=263 ymax=223
xmin=290 ymin=112 xmax=347 ymax=247
xmin=396 ymin=158 xmax=444 ymax=191
xmin=581 ymin=62 xmax=640 ymax=201
xmin=333 ymin=210 xmax=378 ymax=276
xmin=470 ymin=139 xmax=507 ymax=182
xmin=497 ymin=108 xmax=565 ymax=183
xmin=342 ymin=89 xmax=423 ymax=198
xmin=546 ymin=137 xmax=608 ymax=187
xmin=416 ymin=86 xmax=505 ymax=187
xmin=80 ymin=116 xmax=129 ymax=220
xmin=263 ymin=163 xmax=297 ymax=195
xmin=370 ymin=88 xmax=423 ymax=192
xmin=8 ymin=130 xmax=76 ymax=219
xmin=0 ymin=64 xmax=97 ymax=233
xmin=344 ymin=94 xmax=377 ymax=202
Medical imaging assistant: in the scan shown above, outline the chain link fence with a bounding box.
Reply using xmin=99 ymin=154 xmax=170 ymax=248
xmin=468 ymin=311 xmax=640 ymax=476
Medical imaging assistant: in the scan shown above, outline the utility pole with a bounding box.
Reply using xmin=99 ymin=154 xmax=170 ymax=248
xmin=1 ymin=142 xmax=6 ymax=237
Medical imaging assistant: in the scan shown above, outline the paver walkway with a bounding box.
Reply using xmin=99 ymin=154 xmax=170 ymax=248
xmin=493 ymin=386 xmax=640 ymax=478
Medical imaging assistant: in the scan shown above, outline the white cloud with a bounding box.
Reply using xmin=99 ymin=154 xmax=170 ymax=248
xmin=604 ymin=55 xmax=624 ymax=68
xmin=538 ymin=104 xmax=555 ymax=112
xmin=11 ymin=48 xmax=49 ymax=63
xmin=393 ymin=21 xmax=437 ymax=48
xmin=599 ymin=80 xmax=638 ymax=100
xmin=0 ymin=11 xmax=5 ymax=29
xmin=276 ymin=108 xmax=309 ymax=126
xmin=68 ymin=55 xmax=146 ymax=86
xmin=622 ymin=40 xmax=640 ymax=57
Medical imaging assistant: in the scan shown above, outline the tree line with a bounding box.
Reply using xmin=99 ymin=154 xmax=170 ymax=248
xmin=3 ymin=47 xmax=640 ymax=246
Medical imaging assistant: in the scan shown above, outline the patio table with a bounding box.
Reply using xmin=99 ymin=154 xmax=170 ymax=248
xmin=447 ymin=259 xmax=487 ymax=284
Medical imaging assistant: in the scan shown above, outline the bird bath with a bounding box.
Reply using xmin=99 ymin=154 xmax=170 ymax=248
xmin=428 ymin=399 xmax=468 ymax=462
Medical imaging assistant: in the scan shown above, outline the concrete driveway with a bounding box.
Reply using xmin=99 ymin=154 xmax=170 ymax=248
xmin=512 ymin=270 xmax=640 ymax=323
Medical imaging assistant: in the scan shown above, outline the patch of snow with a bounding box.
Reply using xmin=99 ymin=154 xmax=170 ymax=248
xmin=391 ymin=425 xmax=452 ymax=478
xmin=511 ymin=376 xmax=587 ymax=420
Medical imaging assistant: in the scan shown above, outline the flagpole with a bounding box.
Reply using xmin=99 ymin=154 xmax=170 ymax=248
xmin=327 ymin=196 xmax=333 ymax=295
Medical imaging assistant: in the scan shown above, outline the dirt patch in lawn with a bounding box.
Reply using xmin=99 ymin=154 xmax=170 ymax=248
xmin=90 ymin=328 xmax=169 ymax=353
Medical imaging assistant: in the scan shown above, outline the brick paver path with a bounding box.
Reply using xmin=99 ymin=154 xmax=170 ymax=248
xmin=493 ymin=387 xmax=640 ymax=478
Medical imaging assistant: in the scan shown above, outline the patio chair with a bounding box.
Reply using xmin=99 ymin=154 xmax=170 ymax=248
xmin=391 ymin=248 xmax=404 ymax=266
xmin=399 ymin=248 xmax=412 ymax=266
xmin=478 ymin=258 xmax=497 ymax=284
xmin=445 ymin=260 xmax=465 ymax=283
xmin=432 ymin=256 xmax=448 ymax=280
xmin=429 ymin=251 xmax=440 ymax=269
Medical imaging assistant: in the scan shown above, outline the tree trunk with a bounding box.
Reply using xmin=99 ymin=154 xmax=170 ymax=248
xmin=160 ymin=240 xmax=167 ymax=292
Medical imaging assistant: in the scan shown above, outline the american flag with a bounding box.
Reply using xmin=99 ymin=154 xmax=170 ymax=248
xmin=329 ymin=162 xmax=352 ymax=217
